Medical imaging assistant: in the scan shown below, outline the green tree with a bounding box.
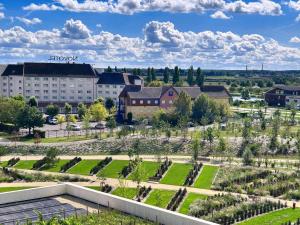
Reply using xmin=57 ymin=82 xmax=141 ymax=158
xmin=151 ymin=67 xmax=156 ymax=81
xmin=191 ymin=131 xmax=201 ymax=162
xmin=174 ymin=91 xmax=192 ymax=118
xmin=241 ymin=88 xmax=250 ymax=100
xmin=205 ymin=127 xmax=214 ymax=152
xmin=195 ymin=67 xmax=204 ymax=87
xmin=217 ymin=137 xmax=227 ymax=154
xmin=28 ymin=96 xmax=38 ymax=107
xmin=242 ymin=147 xmax=253 ymax=166
xmin=77 ymin=103 xmax=87 ymax=120
xmin=163 ymin=67 xmax=170 ymax=83
xmin=46 ymin=104 xmax=59 ymax=117
xmin=192 ymin=94 xmax=219 ymax=124
xmin=106 ymin=116 xmax=117 ymax=135
xmin=0 ymin=97 xmax=25 ymax=126
xmin=106 ymin=66 xmax=112 ymax=72
xmin=64 ymin=103 xmax=72 ymax=127
xmin=90 ymin=102 xmax=108 ymax=122
xmin=0 ymin=146 xmax=7 ymax=162
xmin=105 ymin=98 xmax=115 ymax=113
xmin=173 ymin=66 xmax=180 ymax=84
xmin=127 ymin=112 xmax=133 ymax=123
xmin=16 ymin=106 xmax=44 ymax=135
xmin=82 ymin=110 xmax=91 ymax=137
xmin=56 ymin=115 xmax=65 ymax=130
xmin=187 ymin=66 xmax=194 ymax=86
xmin=146 ymin=67 xmax=152 ymax=83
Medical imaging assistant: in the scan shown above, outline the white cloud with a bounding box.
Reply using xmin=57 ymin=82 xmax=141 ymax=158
xmin=23 ymin=0 xmax=282 ymax=16
xmin=23 ymin=3 xmax=63 ymax=11
xmin=61 ymin=19 xmax=91 ymax=39
xmin=1 ymin=20 xmax=300 ymax=69
xmin=16 ymin=17 xmax=42 ymax=25
xmin=288 ymin=0 xmax=300 ymax=11
xmin=210 ymin=11 xmax=231 ymax=19
xmin=290 ymin=36 xmax=300 ymax=43
xmin=295 ymin=14 xmax=300 ymax=21
xmin=0 ymin=12 xmax=4 ymax=20
xmin=96 ymin=24 xmax=102 ymax=28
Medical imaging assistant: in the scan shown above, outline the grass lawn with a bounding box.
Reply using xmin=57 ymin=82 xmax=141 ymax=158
xmin=239 ymin=208 xmax=300 ymax=225
xmin=13 ymin=160 xmax=37 ymax=170
xmin=112 ymin=187 xmax=137 ymax=199
xmin=42 ymin=159 xmax=70 ymax=172
xmin=0 ymin=161 xmax=7 ymax=167
xmin=98 ymin=160 xmax=128 ymax=178
xmin=145 ymin=189 xmax=176 ymax=208
xmin=194 ymin=165 xmax=219 ymax=189
xmin=0 ymin=187 xmax=36 ymax=193
xmin=160 ymin=163 xmax=192 ymax=186
xmin=179 ymin=193 xmax=207 ymax=214
xmin=19 ymin=135 xmax=95 ymax=143
xmin=127 ymin=161 xmax=159 ymax=181
xmin=67 ymin=160 xmax=101 ymax=175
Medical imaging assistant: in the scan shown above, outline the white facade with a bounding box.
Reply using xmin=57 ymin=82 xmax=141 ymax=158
xmin=96 ymin=83 xmax=125 ymax=103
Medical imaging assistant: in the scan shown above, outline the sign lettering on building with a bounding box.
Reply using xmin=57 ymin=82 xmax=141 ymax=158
xmin=48 ymin=56 xmax=78 ymax=62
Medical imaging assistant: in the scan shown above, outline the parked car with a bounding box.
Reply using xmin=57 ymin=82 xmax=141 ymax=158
xmin=46 ymin=116 xmax=58 ymax=125
xmin=67 ymin=124 xmax=81 ymax=131
xmin=95 ymin=122 xmax=106 ymax=130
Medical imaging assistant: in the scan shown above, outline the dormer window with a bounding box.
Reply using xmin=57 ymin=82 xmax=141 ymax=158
xmin=169 ymin=91 xmax=174 ymax=96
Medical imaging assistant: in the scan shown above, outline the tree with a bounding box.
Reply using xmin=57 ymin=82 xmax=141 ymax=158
xmin=173 ymin=66 xmax=180 ymax=84
xmin=127 ymin=112 xmax=133 ymax=123
xmin=105 ymin=98 xmax=115 ymax=113
xmin=243 ymin=147 xmax=253 ymax=166
xmin=241 ymin=88 xmax=250 ymax=100
xmin=106 ymin=116 xmax=117 ymax=135
xmin=163 ymin=67 xmax=170 ymax=83
xmin=191 ymin=131 xmax=201 ymax=162
xmin=28 ymin=96 xmax=38 ymax=107
xmin=0 ymin=146 xmax=7 ymax=162
xmin=64 ymin=103 xmax=72 ymax=127
xmin=46 ymin=104 xmax=59 ymax=118
xmin=56 ymin=115 xmax=65 ymax=130
xmin=16 ymin=106 xmax=44 ymax=135
xmin=77 ymin=103 xmax=87 ymax=120
xmin=195 ymin=67 xmax=204 ymax=87
xmin=0 ymin=97 xmax=25 ymax=126
xmin=187 ymin=66 xmax=194 ymax=86
xmin=174 ymin=91 xmax=192 ymax=118
xmin=151 ymin=67 xmax=156 ymax=81
xmin=217 ymin=137 xmax=227 ymax=154
xmin=131 ymin=163 xmax=144 ymax=195
xmin=90 ymin=102 xmax=108 ymax=122
xmin=82 ymin=110 xmax=91 ymax=137
xmin=205 ymin=127 xmax=214 ymax=152
xmin=106 ymin=66 xmax=112 ymax=72
xmin=146 ymin=67 xmax=152 ymax=83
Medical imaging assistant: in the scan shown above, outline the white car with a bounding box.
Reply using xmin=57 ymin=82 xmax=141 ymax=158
xmin=67 ymin=124 xmax=81 ymax=131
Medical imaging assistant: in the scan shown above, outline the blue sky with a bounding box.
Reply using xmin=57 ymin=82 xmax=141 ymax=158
xmin=1 ymin=0 xmax=300 ymax=70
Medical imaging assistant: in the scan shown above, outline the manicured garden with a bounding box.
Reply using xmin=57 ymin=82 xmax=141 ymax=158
xmin=42 ymin=159 xmax=69 ymax=172
xmin=160 ymin=163 xmax=192 ymax=185
xmin=13 ymin=160 xmax=37 ymax=170
xmin=127 ymin=161 xmax=159 ymax=181
xmin=194 ymin=165 xmax=218 ymax=189
xmin=239 ymin=208 xmax=300 ymax=225
xmin=67 ymin=160 xmax=101 ymax=175
xmin=111 ymin=187 xmax=137 ymax=199
xmin=99 ymin=160 xmax=129 ymax=178
xmin=145 ymin=189 xmax=176 ymax=208
xmin=0 ymin=186 xmax=36 ymax=193
xmin=179 ymin=193 xmax=207 ymax=214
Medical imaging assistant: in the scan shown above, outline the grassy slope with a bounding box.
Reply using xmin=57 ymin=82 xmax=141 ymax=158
xmin=67 ymin=160 xmax=100 ymax=175
xmin=160 ymin=163 xmax=192 ymax=186
xmin=112 ymin=187 xmax=137 ymax=199
xmin=127 ymin=161 xmax=159 ymax=181
xmin=99 ymin=160 xmax=129 ymax=178
xmin=179 ymin=193 xmax=207 ymax=214
xmin=239 ymin=208 xmax=300 ymax=225
xmin=145 ymin=189 xmax=176 ymax=208
xmin=42 ymin=159 xmax=70 ymax=172
xmin=14 ymin=160 xmax=37 ymax=170
xmin=194 ymin=165 xmax=219 ymax=189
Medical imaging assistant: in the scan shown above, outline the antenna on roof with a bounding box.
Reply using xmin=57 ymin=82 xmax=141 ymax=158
xmin=246 ymin=65 xmax=248 ymax=71
xmin=261 ymin=63 xmax=264 ymax=71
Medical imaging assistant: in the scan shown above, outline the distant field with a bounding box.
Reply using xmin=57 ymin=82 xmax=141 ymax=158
xmin=99 ymin=160 xmax=129 ymax=178
xmin=112 ymin=187 xmax=137 ymax=199
xmin=194 ymin=165 xmax=219 ymax=189
xmin=239 ymin=208 xmax=300 ymax=225
xmin=67 ymin=160 xmax=101 ymax=175
xmin=179 ymin=193 xmax=207 ymax=214
xmin=43 ymin=159 xmax=69 ymax=172
xmin=145 ymin=189 xmax=175 ymax=208
xmin=127 ymin=161 xmax=159 ymax=181
xmin=160 ymin=163 xmax=192 ymax=186
xmin=13 ymin=160 xmax=36 ymax=170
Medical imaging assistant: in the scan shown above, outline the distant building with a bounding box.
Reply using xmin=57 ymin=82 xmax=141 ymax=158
xmin=119 ymin=85 xmax=230 ymax=119
xmin=265 ymin=85 xmax=300 ymax=107
xmin=0 ymin=62 xmax=143 ymax=113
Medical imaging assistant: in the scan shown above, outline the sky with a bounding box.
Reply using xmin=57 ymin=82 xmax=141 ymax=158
xmin=2 ymin=0 xmax=300 ymax=70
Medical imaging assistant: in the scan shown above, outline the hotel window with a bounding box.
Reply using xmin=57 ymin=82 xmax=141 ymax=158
xmin=87 ymin=90 xmax=92 ymax=94
xmin=105 ymin=85 xmax=109 ymax=88
xmin=140 ymin=100 xmax=143 ymax=104
xmin=3 ymin=83 xmax=6 ymax=86
xmin=18 ymin=87 xmax=22 ymax=90
xmin=62 ymin=84 xmax=66 ymax=87
xmin=34 ymin=90 xmax=40 ymax=94
xmin=162 ymin=100 xmax=165 ymax=104
xmin=105 ymin=91 xmax=110 ymax=94
xmin=26 ymin=90 xmax=30 ymax=94
xmin=26 ymin=83 xmax=31 ymax=87
xmin=3 ymin=89 xmax=6 ymax=92
xmin=147 ymin=100 xmax=151 ymax=104
xmin=113 ymin=91 xmax=117 ymax=95
xmin=120 ymin=85 xmax=125 ymax=88
xmin=34 ymin=84 xmax=40 ymax=87
xmin=78 ymin=96 xmax=82 ymax=100
xmin=70 ymin=96 xmax=74 ymax=100
xmin=19 ymin=80 xmax=22 ymax=83
xmin=35 ymin=96 xmax=40 ymax=99
xmin=43 ymin=78 xmax=48 ymax=81
xmin=61 ymin=96 xmax=65 ymax=100
xmin=61 ymin=90 xmax=66 ymax=93
xmin=44 ymin=90 xmax=48 ymax=94
xmin=52 ymin=84 xmax=57 ymax=87
xmin=44 ymin=96 xmax=48 ymax=100
xmin=9 ymin=77 xmax=12 ymax=80
xmin=10 ymin=83 xmax=13 ymax=86
xmin=78 ymin=84 xmax=83 ymax=88
xmin=132 ymin=100 xmax=136 ymax=104
xmin=34 ymin=77 xmax=39 ymax=81
xmin=43 ymin=84 xmax=48 ymax=87
xmin=78 ymin=90 xmax=83 ymax=94
xmin=98 ymin=91 xmax=103 ymax=94
xmin=25 ymin=77 xmax=30 ymax=81
xmin=113 ymin=85 xmax=117 ymax=88
xmin=98 ymin=85 xmax=103 ymax=88
xmin=52 ymin=96 xmax=57 ymax=99
xmin=168 ymin=91 xmax=174 ymax=96
xmin=52 ymin=78 xmax=57 ymax=81
xmin=87 ymin=96 xmax=92 ymax=100
xmin=71 ymin=90 xmax=75 ymax=94
xmin=52 ymin=90 xmax=57 ymax=93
